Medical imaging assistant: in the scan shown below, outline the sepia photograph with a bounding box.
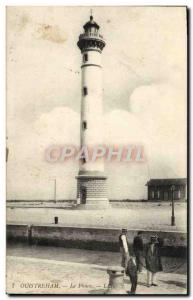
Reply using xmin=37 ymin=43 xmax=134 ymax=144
xmin=6 ymin=6 xmax=188 ymax=295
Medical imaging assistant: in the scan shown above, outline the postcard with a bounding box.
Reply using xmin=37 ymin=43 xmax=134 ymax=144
xmin=6 ymin=6 xmax=188 ymax=295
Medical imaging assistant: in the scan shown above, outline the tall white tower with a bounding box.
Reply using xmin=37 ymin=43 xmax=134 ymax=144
xmin=76 ymin=15 xmax=109 ymax=209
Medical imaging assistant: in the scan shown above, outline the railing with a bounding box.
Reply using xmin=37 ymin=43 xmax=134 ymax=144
xmin=79 ymin=33 xmax=104 ymax=39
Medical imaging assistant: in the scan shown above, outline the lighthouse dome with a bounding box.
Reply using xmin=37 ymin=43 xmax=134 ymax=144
xmin=83 ymin=15 xmax=100 ymax=31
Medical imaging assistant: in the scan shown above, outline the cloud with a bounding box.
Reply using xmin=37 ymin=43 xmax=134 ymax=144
xmin=129 ymin=83 xmax=187 ymax=178
xmin=104 ymin=110 xmax=149 ymax=199
xmin=129 ymin=83 xmax=186 ymax=142
xmin=7 ymin=108 xmax=149 ymax=200
xmin=7 ymin=102 xmax=186 ymax=200
xmin=7 ymin=107 xmax=80 ymax=200
xmin=104 ymin=109 xmax=147 ymax=145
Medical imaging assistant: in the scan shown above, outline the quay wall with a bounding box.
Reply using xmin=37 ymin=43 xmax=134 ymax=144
xmin=7 ymin=224 xmax=187 ymax=257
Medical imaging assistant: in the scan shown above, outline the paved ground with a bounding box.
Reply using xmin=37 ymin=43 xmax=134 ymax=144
xmin=7 ymin=202 xmax=187 ymax=231
xmin=6 ymin=244 xmax=187 ymax=295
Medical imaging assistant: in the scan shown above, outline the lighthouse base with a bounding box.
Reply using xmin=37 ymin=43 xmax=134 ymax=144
xmin=76 ymin=172 xmax=109 ymax=210
xmin=75 ymin=200 xmax=110 ymax=210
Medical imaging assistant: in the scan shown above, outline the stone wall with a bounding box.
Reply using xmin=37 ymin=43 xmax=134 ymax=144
xmin=7 ymin=224 xmax=187 ymax=257
xmin=77 ymin=177 xmax=108 ymax=199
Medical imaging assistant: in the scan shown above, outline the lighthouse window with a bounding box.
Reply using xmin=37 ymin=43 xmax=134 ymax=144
xmin=82 ymin=121 xmax=87 ymax=130
xmin=83 ymin=54 xmax=88 ymax=62
xmin=83 ymin=87 xmax=88 ymax=96
xmin=82 ymin=157 xmax=86 ymax=164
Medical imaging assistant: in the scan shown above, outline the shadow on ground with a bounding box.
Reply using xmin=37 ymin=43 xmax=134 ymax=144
xmin=159 ymin=280 xmax=186 ymax=289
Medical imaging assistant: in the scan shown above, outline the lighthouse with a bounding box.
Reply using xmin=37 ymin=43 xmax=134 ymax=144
xmin=76 ymin=14 xmax=109 ymax=209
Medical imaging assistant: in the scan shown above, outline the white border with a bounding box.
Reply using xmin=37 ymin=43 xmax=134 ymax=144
xmin=1 ymin=1 xmax=191 ymax=300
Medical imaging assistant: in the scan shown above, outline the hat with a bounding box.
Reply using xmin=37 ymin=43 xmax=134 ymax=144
xmin=150 ymin=235 xmax=158 ymax=242
xmin=122 ymin=228 xmax=127 ymax=233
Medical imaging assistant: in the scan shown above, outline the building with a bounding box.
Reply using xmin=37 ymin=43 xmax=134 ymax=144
xmin=76 ymin=15 xmax=109 ymax=209
xmin=146 ymin=178 xmax=187 ymax=201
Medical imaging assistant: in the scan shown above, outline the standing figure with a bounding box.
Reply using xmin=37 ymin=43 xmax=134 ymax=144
xmin=125 ymin=256 xmax=138 ymax=294
xmin=133 ymin=231 xmax=144 ymax=272
xmin=145 ymin=235 xmax=163 ymax=287
xmin=119 ymin=229 xmax=138 ymax=294
xmin=119 ymin=228 xmax=129 ymax=268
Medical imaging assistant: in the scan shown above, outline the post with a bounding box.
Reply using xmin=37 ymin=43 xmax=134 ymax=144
xmin=171 ymin=185 xmax=175 ymax=226
xmin=106 ymin=266 xmax=126 ymax=294
xmin=27 ymin=225 xmax=32 ymax=245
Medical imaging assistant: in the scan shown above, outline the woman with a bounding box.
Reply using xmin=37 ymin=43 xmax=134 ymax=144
xmin=145 ymin=235 xmax=163 ymax=287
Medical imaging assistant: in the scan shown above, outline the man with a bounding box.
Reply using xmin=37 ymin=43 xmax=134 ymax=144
xmin=119 ymin=229 xmax=138 ymax=294
xmin=119 ymin=228 xmax=129 ymax=268
xmin=145 ymin=235 xmax=163 ymax=287
xmin=133 ymin=231 xmax=144 ymax=272
xmin=125 ymin=255 xmax=138 ymax=294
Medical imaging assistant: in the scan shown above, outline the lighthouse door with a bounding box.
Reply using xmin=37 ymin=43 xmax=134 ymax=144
xmin=80 ymin=187 xmax=87 ymax=204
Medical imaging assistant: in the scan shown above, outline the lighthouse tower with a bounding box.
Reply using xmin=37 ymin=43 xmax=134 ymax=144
xmin=76 ymin=14 xmax=109 ymax=209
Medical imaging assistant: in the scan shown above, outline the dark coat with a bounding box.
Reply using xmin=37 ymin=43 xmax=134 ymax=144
xmin=125 ymin=258 xmax=137 ymax=278
xmin=145 ymin=242 xmax=163 ymax=273
xmin=133 ymin=236 xmax=143 ymax=253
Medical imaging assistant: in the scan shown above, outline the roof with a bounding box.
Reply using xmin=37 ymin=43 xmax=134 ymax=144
xmin=146 ymin=178 xmax=187 ymax=186
xmin=83 ymin=16 xmax=100 ymax=30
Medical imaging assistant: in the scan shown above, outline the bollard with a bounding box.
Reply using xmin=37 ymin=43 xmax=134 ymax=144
xmin=54 ymin=216 xmax=58 ymax=224
xmin=106 ymin=266 xmax=126 ymax=294
xmin=27 ymin=225 xmax=32 ymax=245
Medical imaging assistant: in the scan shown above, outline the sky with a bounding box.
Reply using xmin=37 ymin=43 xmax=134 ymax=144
xmin=6 ymin=6 xmax=187 ymax=200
